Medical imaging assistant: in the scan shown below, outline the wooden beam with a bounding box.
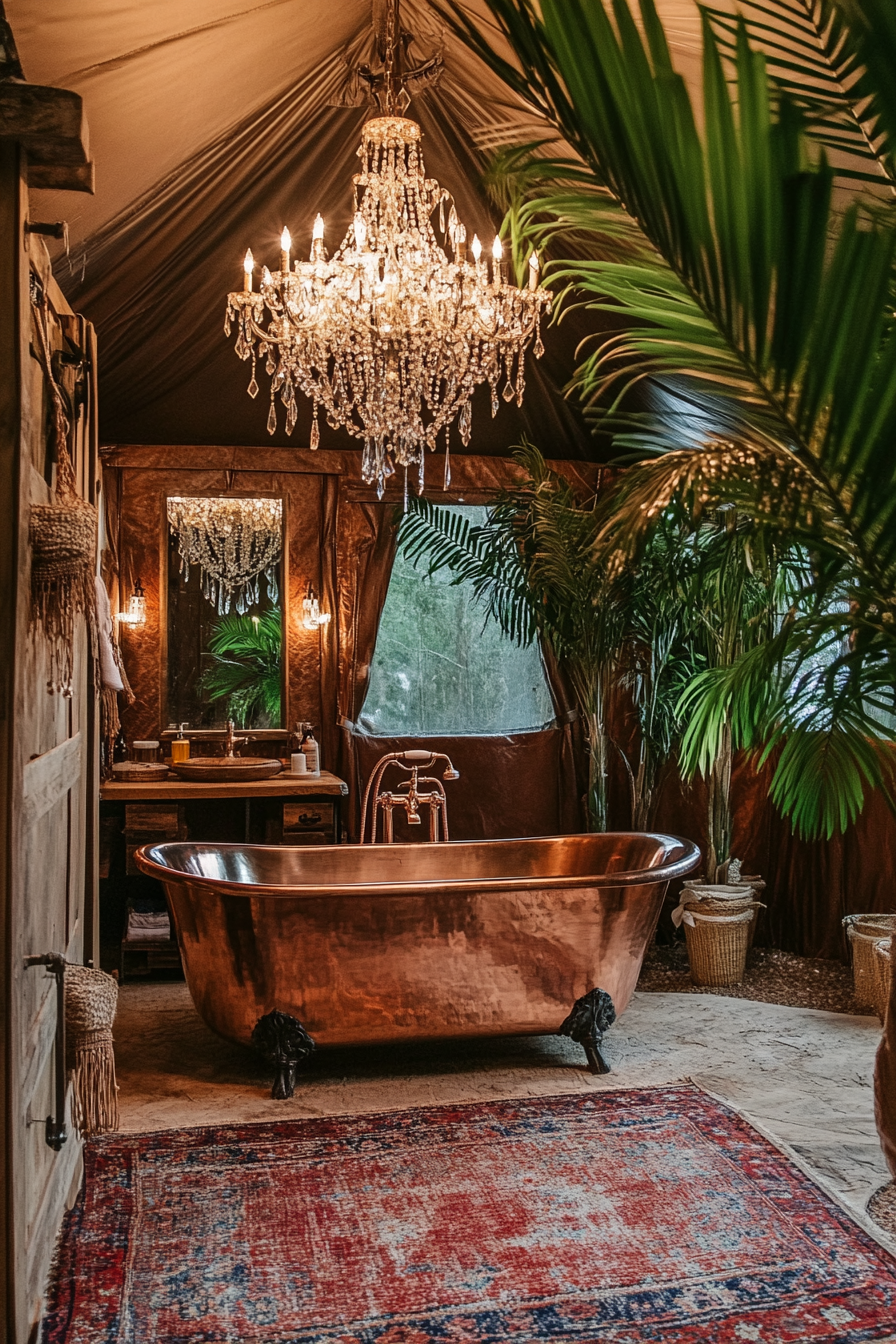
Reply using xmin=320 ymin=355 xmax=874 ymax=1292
xmin=0 ymin=83 xmax=93 ymax=194
xmin=100 ymin=444 xmax=348 ymax=474
xmin=27 ymin=161 xmax=94 ymax=193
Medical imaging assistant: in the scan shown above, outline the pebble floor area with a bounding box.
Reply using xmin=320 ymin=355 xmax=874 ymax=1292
xmin=112 ymin=968 xmax=895 ymax=1254
xmin=639 ymin=942 xmax=861 ymax=1014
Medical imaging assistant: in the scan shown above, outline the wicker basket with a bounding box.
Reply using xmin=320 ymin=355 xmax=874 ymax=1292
xmin=683 ymin=903 xmax=758 ymax=987
xmin=843 ymin=914 xmax=896 ymax=1011
xmin=873 ymin=937 xmax=893 ymax=1025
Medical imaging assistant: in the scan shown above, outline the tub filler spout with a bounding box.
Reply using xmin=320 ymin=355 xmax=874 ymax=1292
xmin=360 ymin=749 xmax=460 ymax=843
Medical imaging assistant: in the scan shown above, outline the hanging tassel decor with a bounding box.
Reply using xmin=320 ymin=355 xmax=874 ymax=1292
xmin=29 ymin=298 xmax=98 ymax=695
xmin=64 ymin=964 xmax=120 ymax=1136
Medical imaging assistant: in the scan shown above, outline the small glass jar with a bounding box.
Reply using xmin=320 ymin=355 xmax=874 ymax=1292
xmin=132 ymin=739 xmax=160 ymax=764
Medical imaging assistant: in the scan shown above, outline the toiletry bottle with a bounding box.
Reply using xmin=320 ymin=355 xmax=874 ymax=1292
xmin=171 ymin=723 xmax=190 ymax=763
xmin=301 ymin=724 xmax=320 ymax=776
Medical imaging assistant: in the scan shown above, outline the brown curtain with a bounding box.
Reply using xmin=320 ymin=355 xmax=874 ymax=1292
xmin=351 ymin=730 xmax=577 ymax=843
xmin=100 ymin=459 xmax=122 ymax=612
xmin=318 ymin=474 xmax=340 ymax=778
xmin=335 ymin=496 xmax=400 ymax=833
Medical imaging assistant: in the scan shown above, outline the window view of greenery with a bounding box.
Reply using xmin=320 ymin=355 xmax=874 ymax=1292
xmin=360 ymin=507 xmax=554 ymax=736
xmin=166 ymin=528 xmax=283 ymax=730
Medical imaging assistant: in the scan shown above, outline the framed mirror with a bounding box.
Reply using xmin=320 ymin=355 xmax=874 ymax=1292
xmin=165 ymin=495 xmax=285 ymax=729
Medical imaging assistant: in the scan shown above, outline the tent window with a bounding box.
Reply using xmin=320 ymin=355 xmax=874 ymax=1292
xmin=359 ymin=506 xmax=554 ymax=737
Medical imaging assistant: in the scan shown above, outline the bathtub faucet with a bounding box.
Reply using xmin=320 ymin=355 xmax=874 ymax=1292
xmin=359 ymin=750 xmax=460 ymax=844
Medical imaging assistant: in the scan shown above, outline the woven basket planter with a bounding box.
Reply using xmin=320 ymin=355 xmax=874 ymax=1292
xmin=843 ymin=914 xmax=896 ymax=1011
xmin=683 ymin=879 xmax=766 ymax=949
xmin=680 ymin=892 xmax=760 ymax=987
xmin=873 ymin=937 xmax=893 ymax=1025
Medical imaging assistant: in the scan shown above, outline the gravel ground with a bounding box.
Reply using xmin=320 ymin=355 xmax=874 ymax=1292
xmin=637 ymin=941 xmax=865 ymax=1015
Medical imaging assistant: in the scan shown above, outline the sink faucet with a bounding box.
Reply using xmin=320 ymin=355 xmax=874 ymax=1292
xmin=223 ymin=720 xmax=247 ymax=758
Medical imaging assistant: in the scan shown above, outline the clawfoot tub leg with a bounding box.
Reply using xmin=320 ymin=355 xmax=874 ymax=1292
xmin=558 ymin=988 xmax=617 ymax=1076
xmin=251 ymin=1010 xmax=316 ymax=1099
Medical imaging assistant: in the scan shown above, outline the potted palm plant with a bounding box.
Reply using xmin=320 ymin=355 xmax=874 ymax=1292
xmin=438 ymin=0 xmax=896 ymax=1150
xmin=441 ymin=0 xmax=896 ymax=841
xmin=400 ymin=444 xmax=705 ymax=833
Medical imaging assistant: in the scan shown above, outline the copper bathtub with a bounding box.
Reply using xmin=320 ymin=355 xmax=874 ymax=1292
xmin=136 ymin=833 xmax=699 ymax=1049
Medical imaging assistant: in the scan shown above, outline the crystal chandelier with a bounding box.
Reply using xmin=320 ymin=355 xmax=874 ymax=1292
xmin=167 ymin=496 xmax=282 ymax=614
xmin=224 ymin=1 xmax=551 ymax=496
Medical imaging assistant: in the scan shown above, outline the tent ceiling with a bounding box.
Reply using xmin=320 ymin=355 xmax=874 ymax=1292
xmin=5 ymin=0 xmax=714 ymax=460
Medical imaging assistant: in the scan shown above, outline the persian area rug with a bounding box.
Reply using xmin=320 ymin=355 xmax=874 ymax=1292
xmin=43 ymin=1084 xmax=896 ymax=1343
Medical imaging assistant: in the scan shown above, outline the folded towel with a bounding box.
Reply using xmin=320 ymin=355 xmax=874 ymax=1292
xmin=125 ymin=909 xmax=171 ymax=942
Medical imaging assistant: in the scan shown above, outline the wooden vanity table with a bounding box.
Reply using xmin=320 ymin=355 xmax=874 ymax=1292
xmin=100 ymin=771 xmax=349 ymax=979
xmin=100 ymin=770 xmax=348 ymax=846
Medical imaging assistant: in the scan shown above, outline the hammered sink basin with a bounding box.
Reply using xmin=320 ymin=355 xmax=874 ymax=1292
xmin=168 ymin=757 xmax=282 ymax=782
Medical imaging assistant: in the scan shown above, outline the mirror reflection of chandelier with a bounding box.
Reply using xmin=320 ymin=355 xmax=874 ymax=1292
xmin=224 ymin=0 xmax=551 ymax=497
xmin=167 ymin=496 xmax=282 ymax=615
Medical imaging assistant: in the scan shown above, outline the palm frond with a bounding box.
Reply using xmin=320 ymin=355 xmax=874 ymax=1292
xmin=705 ymin=0 xmax=894 ymax=191
xmin=830 ymin=0 xmax=896 ymax=172
xmin=399 ymin=496 xmax=536 ymax=645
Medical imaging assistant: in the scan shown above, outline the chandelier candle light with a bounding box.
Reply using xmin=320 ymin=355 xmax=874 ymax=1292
xmin=224 ymin=8 xmax=550 ymax=496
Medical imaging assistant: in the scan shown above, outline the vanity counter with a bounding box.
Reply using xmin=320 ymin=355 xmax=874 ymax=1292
xmin=100 ymin=770 xmax=348 ymax=802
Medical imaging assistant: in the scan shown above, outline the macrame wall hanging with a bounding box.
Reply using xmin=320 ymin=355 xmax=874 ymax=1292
xmin=167 ymin=496 xmax=283 ymax=614
xmin=29 ymin=298 xmax=98 ymax=695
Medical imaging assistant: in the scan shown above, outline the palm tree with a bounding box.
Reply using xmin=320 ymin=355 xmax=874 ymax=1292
xmin=401 ymin=444 xmax=717 ymax=834
xmin=675 ymin=514 xmax=802 ymax=875
xmin=436 ymin=0 xmax=896 ymax=840
xmin=201 ymin=611 xmax=282 ymax=728
xmin=401 ymin=445 xmax=624 ymax=829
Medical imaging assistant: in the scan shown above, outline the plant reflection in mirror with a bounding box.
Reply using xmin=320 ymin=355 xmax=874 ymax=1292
xmin=200 ymin=611 xmax=282 ymax=729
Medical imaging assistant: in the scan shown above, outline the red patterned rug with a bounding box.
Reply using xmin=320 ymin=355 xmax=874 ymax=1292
xmin=43 ymin=1084 xmax=896 ymax=1343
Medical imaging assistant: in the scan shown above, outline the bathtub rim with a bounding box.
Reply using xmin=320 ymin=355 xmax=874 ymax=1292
xmin=135 ymin=832 xmax=700 ymax=900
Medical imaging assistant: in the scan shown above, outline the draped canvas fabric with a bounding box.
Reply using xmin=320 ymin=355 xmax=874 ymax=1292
xmin=10 ymin=0 xmax=602 ymax=459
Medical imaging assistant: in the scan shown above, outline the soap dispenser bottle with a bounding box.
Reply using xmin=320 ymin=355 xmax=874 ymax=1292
xmin=171 ymin=723 xmax=190 ymax=763
xmin=300 ymin=723 xmax=321 ymax=776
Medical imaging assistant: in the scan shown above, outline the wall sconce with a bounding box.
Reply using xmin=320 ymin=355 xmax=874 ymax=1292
xmin=117 ymin=579 xmax=146 ymax=629
xmin=302 ymin=588 xmax=331 ymax=631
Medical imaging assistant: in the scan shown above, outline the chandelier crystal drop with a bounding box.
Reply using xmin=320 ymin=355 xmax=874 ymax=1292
xmin=167 ymin=496 xmax=282 ymax=615
xmin=224 ymin=111 xmax=551 ymax=496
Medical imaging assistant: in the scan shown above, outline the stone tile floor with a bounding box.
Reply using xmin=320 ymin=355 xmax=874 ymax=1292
xmin=113 ymin=983 xmax=894 ymax=1252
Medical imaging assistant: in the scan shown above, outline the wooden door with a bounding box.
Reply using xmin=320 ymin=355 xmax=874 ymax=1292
xmin=0 ymin=141 xmax=99 ymax=1342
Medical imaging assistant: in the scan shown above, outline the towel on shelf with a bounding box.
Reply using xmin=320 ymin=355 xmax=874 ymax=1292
xmin=125 ymin=908 xmax=171 ymax=942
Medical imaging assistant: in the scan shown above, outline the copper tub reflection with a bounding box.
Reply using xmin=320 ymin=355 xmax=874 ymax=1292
xmin=136 ymin=833 xmax=699 ymax=1049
